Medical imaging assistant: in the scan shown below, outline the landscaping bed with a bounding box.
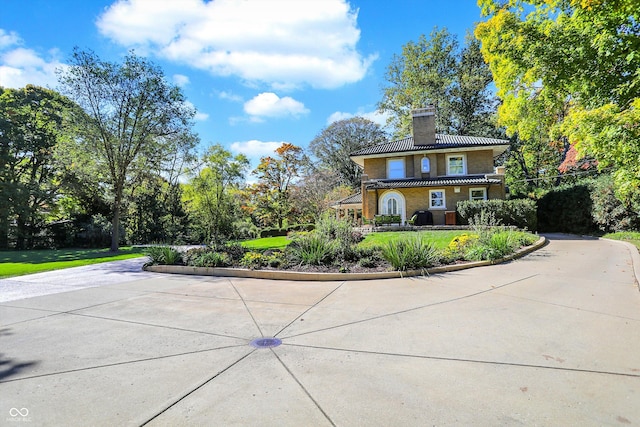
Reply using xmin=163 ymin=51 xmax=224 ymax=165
xmin=143 ymin=217 xmax=540 ymax=277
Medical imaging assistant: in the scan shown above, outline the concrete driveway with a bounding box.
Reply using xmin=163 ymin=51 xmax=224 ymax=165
xmin=1 ymin=234 xmax=639 ymax=426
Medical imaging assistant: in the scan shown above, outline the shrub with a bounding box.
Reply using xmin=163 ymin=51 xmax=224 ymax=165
xmin=536 ymin=184 xmax=594 ymax=233
xmin=264 ymin=251 xmax=286 ymax=268
xmin=260 ymin=228 xmax=289 ymax=238
xmin=240 ymin=251 xmax=265 ymax=269
xmin=381 ymin=235 xmax=440 ymax=271
xmin=444 ymin=233 xmax=478 ymax=261
xmin=463 ymin=230 xmax=536 ymax=261
xmin=192 ymin=251 xmax=230 ymax=267
xmin=287 ymin=233 xmax=336 ymax=266
xmin=143 ymin=246 xmax=182 ymax=265
xmin=457 ymin=199 xmax=537 ymax=230
xmin=316 ymin=215 xmax=361 ymax=261
xmin=224 ymin=241 xmax=246 ymax=262
xmin=590 ymin=175 xmax=640 ymax=232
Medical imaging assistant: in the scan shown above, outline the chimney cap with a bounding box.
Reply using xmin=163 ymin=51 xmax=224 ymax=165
xmin=411 ymin=106 xmax=435 ymax=117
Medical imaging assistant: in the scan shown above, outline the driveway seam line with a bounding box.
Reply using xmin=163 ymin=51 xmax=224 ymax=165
xmin=0 ymin=345 xmax=250 ymax=384
xmin=139 ymin=349 xmax=256 ymax=426
xmin=228 ymin=279 xmax=264 ymax=337
xmin=274 ymin=282 xmax=345 ymax=338
xmin=66 ymin=312 xmax=249 ymax=341
xmin=271 ymin=348 xmax=337 ymax=427
xmin=491 ymin=292 xmax=640 ymax=322
xmin=281 ymin=274 xmax=538 ymax=339
xmin=285 ymin=343 xmax=640 ymax=379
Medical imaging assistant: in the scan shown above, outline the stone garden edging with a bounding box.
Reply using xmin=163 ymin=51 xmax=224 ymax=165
xmin=143 ymin=236 xmax=547 ymax=281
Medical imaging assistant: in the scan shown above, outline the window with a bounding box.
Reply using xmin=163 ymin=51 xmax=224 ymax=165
xmin=470 ymin=188 xmax=487 ymax=201
xmin=429 ymin=189 xmax=446 ymax=209
xmin=387 ymin=197 xmax=399 ymax=215
xmin=379 ymin=191 xmax=405 ymax=222
xmin=387 ymin=158 xmax=405 ymax=179
xmin=447 ymin=154 xmax=466 ymax=175
xmin=421 ymin=157 xmax=430 ymax=173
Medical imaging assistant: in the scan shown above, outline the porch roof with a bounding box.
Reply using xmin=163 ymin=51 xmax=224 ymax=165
xmin=330 ymin=192 xmax=362 ymax=209
xmin=364 ymin=175 xmax=502 ymax=190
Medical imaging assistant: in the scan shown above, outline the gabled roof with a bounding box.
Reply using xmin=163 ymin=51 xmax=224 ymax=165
xmin=350 ymin=134 xmax=509 ymax=165
xmin=364 ymin=175 xmax=502 ymax=190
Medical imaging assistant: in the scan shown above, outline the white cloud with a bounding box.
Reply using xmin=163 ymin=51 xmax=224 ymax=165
xmin=244 ymin=92 xmax=309 ymax=119
xmin=327 ymin=109 xmax=391 ymax=128
xmin=173 ymin=74 xmax=190 ymax=87
xmin=96 ymin=0 xmax=376 ymax=89
xmin=195 ymin=111 xmax=209 ymax=121
xmin=0 ymin=44 xmax=66 ymax=89
xmin=0 ymin=29 xmax=20 ymax=49
xmin=218 ymin=90 xmax=243 ymax=103
xmin=230 ymin=140 xmax=284 ymax=158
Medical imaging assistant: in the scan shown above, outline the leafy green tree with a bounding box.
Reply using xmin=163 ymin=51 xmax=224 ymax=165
xmin=379 ymin=28 xmax=498 ymax=139
xmin=475 ymin=0 xmax=640 ymax=200
xmin=309 ymin=117 xmax=387 ymax=189
xmin=251 ymin=143 xmax=309 ymax=229
xmin=0 ymin=85 xmax=75 ymax=249
xmin=183 ymin=144 xmax=249 ymax=245
xmin=58 ymin=48 xmax=197 ymax=251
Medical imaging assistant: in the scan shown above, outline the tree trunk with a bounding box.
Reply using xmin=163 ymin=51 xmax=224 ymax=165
xmin=111 ymin=190 xmax=122 ymax=252
xmin=0 ymin=211 xmax=9 ymax=250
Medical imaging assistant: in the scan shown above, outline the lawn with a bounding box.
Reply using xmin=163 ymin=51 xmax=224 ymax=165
xmin=602 ymin=232 xmax=640 ymax=250
xmin=359 ymin=230 xmax=469 ymax=250
xmin=0 ymin=247 xmax=145 ymax=279
xmin=241 ymin=230 xmax=470 ymax=251
xmin=241 ymin=236 xmax=290 ymax=250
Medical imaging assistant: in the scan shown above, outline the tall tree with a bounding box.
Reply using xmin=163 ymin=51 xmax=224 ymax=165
xmin=379 ymin=28 xmax=497 ymax=139
xmin=252 ymin=143 xmax=309 ymax=229
xmin=58 ymin=48 xmax=197 ymax=251
xmin=309 ymin=117 xmax=387 ymax=189
xmin=0 ymin=85 xmax=75 ymax=249
xmin=183 ymin=144 xmax=249 ymax=245
xmin=475 ymin=0 xmax=640 ymax=200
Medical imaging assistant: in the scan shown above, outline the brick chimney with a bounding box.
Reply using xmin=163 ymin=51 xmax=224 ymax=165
xmin=412 ymin=106 xmax=436 ymax=146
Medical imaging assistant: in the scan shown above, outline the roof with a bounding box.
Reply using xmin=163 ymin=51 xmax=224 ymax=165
xmin=364 ymin=175 xmax=502 ymax=190
xmin=351 ymin=134 xmax=509 ymax=157
xmin=331 ymin=192 xmax=362 ymax=208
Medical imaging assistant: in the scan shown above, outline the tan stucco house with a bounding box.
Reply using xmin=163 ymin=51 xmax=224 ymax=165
xmin=335 ymin=106 xmax=510 ymax=226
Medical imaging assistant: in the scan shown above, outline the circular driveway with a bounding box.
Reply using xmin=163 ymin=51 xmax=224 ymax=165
xmin=1 ymin=234 xmax=639 ymax=425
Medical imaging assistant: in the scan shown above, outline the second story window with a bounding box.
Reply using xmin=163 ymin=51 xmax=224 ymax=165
xmin=421 ymin=157 xmax=430 ymax=173
xmin=387 ymin=158 xmax=405 ymax=179
xmin=447 ymin=154 xmax=466 ymax=175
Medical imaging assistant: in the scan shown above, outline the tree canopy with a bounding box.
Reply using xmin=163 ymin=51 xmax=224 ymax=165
xmin=475 ymin=0 xmax=640 ymax=200
xmin=251 ymin=143 xmax=309 ymax=229
xmin=309 ymin=117 xmax=387 ymax=189
xmin=0 ymin=85 xmax=77 ymax=249
xmin=58 ymin=48 xmax=197 ymax=251
xmin=379 ymin=27 xmax=498 ymax=139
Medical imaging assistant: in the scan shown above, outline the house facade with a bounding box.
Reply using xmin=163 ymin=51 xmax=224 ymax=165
xmin=346 ymin=107 xmax=509 ymax=226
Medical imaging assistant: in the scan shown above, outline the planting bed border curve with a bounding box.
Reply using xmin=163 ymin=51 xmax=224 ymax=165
xmin=143 ymin=236 xmax=547 ymax=281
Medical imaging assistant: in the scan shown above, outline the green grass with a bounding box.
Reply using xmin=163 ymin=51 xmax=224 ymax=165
xmin=0 ymin=247 xmax=145 ymax=279
xmin=602 ymin=232 xmax=640 ymax=250
xmin=241 ymin=236 xmax=290 ymax=250
xmin=359 ymin=230 xmax=468 ymax=250
xmin=242 ymin=231 xmax=472 ymax=252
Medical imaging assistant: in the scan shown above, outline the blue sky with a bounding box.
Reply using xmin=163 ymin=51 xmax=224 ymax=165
xmin=1 ymin=0 xmax=485 ymax=169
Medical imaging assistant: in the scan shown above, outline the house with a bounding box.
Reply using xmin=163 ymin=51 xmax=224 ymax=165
xmin=334 ymin=106 xmax=509 ymax=226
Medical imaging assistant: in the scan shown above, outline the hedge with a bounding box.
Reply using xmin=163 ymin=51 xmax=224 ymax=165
xmin=536 ymin=184 xmax=594 ymax=234
xmin=457 ymin=199 xmax=538 ymax=231
xmin=259 ymin=223 xmax=315 ymax=238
